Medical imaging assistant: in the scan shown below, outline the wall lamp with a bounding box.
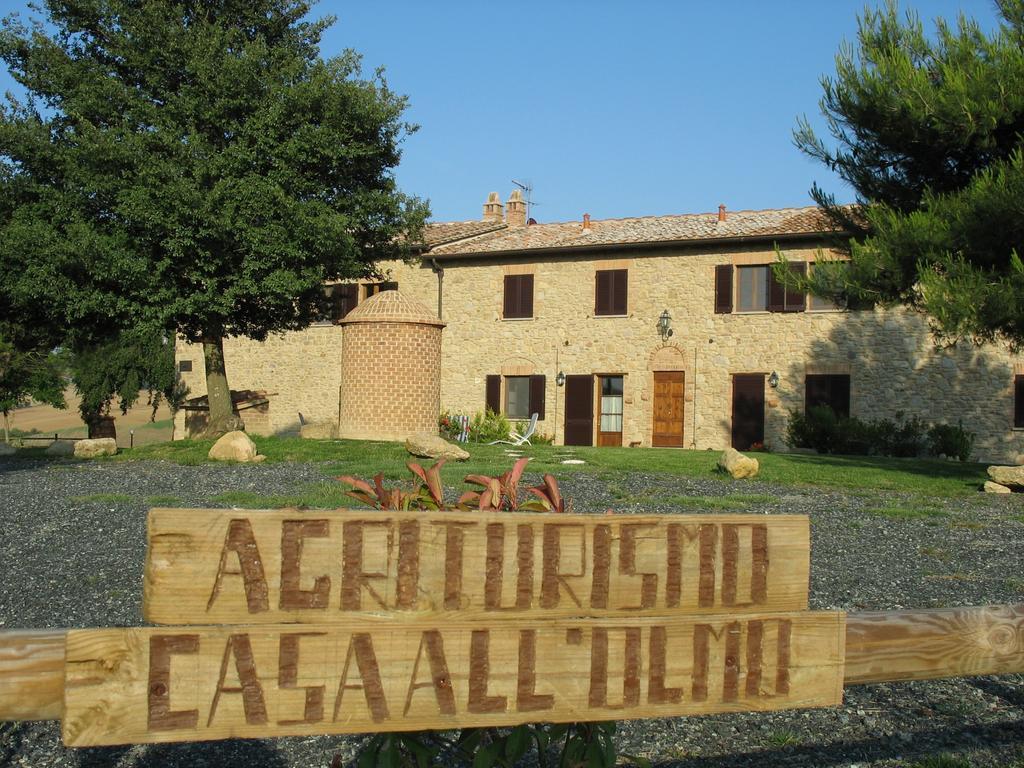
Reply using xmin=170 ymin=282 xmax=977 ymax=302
xmin=556 ymin=371 xmax=566 ymax=387
xmin=657 ymin=309 xmax=673 ymax=342
xmin=768 ymin=370 xmax=780 ymax=388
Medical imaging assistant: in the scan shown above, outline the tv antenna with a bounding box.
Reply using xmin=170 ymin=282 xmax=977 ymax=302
xmin=512 ymin=179 xmax=540 ymax=222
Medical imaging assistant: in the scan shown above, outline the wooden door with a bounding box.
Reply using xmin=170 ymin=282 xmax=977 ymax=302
xmin=563 ymin=375 xmax=594 ymax=446
xmin=597 ymin=375 xmax=624 ymax=447
xmin=731 ymin=374 xmax=765 ymax=450
xmin=652 ymin=371 xmax=685 ymax=447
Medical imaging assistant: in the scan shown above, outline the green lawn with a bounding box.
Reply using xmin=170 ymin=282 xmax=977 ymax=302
xmin=118 ymin=436 xmax=992 ymax=499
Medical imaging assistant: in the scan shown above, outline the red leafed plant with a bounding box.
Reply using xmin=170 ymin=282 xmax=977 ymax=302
xmin=337 ymin=457 xmax=569 ymax=513
xmin=460 ymin=457 xmax=530 ymax=511
xmin=337 ymin=459 xmax=446 ymax=510
xmin=526 ymin=471 xmax=568 ymax=513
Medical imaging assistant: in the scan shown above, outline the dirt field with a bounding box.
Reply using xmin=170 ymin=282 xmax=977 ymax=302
xmin=7 ymin=387 xmax=173 ymax=447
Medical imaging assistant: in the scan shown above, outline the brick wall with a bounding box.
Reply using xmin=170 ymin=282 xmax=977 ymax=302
xmin=338 ymin=320 xmax=442 ymax=441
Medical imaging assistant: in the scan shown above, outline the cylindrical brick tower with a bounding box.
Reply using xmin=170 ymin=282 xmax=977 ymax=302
xmin=337 ymin=290 xmax=445 ymax=441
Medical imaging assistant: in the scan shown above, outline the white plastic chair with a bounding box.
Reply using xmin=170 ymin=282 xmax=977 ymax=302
xmin=488 ymin=413 xmax=539 ymax=446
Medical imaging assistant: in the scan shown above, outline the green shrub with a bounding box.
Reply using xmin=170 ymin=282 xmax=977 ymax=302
xmin=787 ymin=408 xmax=961 ymax=459
xmin=872 ymin=411 xmax=928 ymax=457
xmin=441 ymin=409 xmax=513 ymax=443
xmin=469 ymin=409 xmax=511 ymax=443
xmin=786 ymin=406 xmax=867 ymax=455
xmin=928 ymin=421 xmax=975 ymax=461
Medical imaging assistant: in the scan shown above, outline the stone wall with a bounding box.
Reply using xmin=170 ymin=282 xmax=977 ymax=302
xmin=174 ymin=245 xmax=1024 ymax=462
xmin=173 ymin=260 xmax=435 ymax=439
xmin=434 ymin=243 xmax=1024 ymax=462
xmin=175 ymin=325 xmax=344 ymax=437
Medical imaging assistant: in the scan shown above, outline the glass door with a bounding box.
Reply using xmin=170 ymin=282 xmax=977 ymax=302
xmin=597 ymin=375 xmax=624 ymax=447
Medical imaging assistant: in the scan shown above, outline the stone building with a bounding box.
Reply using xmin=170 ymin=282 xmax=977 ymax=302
xmin=174 ymin=192 xmax=1024 ymax=462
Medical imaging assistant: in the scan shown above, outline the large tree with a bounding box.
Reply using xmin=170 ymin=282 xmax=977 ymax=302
xmin=0 ymin=0 xmax=428 ymax=434
xmin=794 ymin=0 xmax=1024 ymax=348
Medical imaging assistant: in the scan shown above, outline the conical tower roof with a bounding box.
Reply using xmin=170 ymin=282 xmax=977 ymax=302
xmin=340 ymin=289 xmax=444 ymax=327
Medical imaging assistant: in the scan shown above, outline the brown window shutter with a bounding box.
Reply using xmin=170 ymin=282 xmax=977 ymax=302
xmin=503 ymin=275 xmax=518 ymax=318
xmin=504 ymin=275 xmax=534 ymax=319
xmin=785 ymin=263 xmax=806 ymax=312
xmin=1015 ymin=376 xmax=1024 ymax=428
xmin=805 ymin=375 xmax=825 ymax=412
xmin=529 ymin=374 xmax=546 ymax=420
xmin=595 ymin=270 xmax=610 ymax=315
xmin=768 ymin=266 xmax=786 ymax=312
xmin=330 ymin=283 xmax=359 ymax=322
xmin=521 ymin=274 xmax=534 ymax=317
xmin=486 ymin=375 xmax=501 ymax=414
xmin=714 ymin=265 xmax=733 ymax=314
xmin=833 ymin=375 xmax=851 ymax=417
xmin=595 ymin=269 xmax=627 ymax=315
xmin=612 ymin=270 xmax=627 ymax=314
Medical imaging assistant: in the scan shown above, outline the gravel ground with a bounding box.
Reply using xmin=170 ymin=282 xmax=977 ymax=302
xmin=1 ymin=457 xmax=1022 ymax=768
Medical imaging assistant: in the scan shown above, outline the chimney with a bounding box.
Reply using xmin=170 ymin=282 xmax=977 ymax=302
xmin=506 ymin=189 xmax=527 ymax=227
xmin=718 ymin=204 xmax=727 ymax=222
xmin=482 ymin=191 xmax=504 ymax=222
xmin=583 ymin=213 xmax=591 ymax=229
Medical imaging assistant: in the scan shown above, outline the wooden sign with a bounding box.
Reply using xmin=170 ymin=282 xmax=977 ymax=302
xmin=144 ymin=510 xmax=810 ymax=624
xmin=62 ymin=612 xmax=845 ymax=746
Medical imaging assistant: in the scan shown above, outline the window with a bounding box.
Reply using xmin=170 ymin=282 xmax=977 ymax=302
xmin=737 ymin=266 xmax=769 ymax=312
xmin=503 ymin=274 xmax=534 ymax=318
xmin=1016 ymin=375 xmax=1024 ymax=428
xmin=505 ymin=376 xmax=531 ymax=419
xmin=808 ymin=263 xmax=842 ymax=311
xmin=772 ymin=262 xmax=806 ymax=313
xmin=364 ymin=281 xmax=398 ymax=299
xmin=598 ymin=375 xmax=624 ymax=445
xmin=729 ymin=264 xmax=806 ymax=313
xmin=806 ymin=374 xmax=850 ymax=418
xmin=809 ymin=291 xmax=841 ymax=311
xmin=485 ymin=374 xmax=547 ymax=420
xmin=595 ymin=269 xmax=628 ymax=315
xmin=321 ymin=283 xmax=358 ymax=322
xmin=177 ymin=360 xmax=193 ymax=373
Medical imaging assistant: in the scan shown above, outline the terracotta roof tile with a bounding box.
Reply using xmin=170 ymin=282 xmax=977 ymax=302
xmin=421 ymin=220 xmax=507 ymax=247
xmin=340 ymin=288 xmax=443 ymax=327
xmin=426 ymin=206 xmax=844 ymax=257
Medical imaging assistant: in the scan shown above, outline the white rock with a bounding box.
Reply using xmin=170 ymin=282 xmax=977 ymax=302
xmin=719 ymin=447 xmax=760 ymax=479
xmin=987 ymin=464 xmax=1024 ymax=488
xmin=208 ymin=431 xmax=263 ymax=463
xmin=983 ymin=480 xmax=1012 ymax=494
xmin=74 ymin=438 xmax=117 ymax=459
xmin=405 ymin=433 xmax=469 ymax=461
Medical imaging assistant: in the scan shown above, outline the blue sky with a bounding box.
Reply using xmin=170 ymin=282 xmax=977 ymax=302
xmin=1 ymin=0 xmax=1002 ymax=223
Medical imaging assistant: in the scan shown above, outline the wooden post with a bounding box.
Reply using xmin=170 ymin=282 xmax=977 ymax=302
xmin=0 ymin=630 xmax=65 ymax=720
xmin=844 ymin=603 xmax=1024 ymax=684
xmin=3 ymin=605 xmax=1023 ymax=725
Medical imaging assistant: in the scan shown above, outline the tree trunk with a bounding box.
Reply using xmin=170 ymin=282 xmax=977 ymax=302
xmin=2 ymin=410 xmax=10 ymax=444
xmin=202 ymin=335 xmax=243 ymax=438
